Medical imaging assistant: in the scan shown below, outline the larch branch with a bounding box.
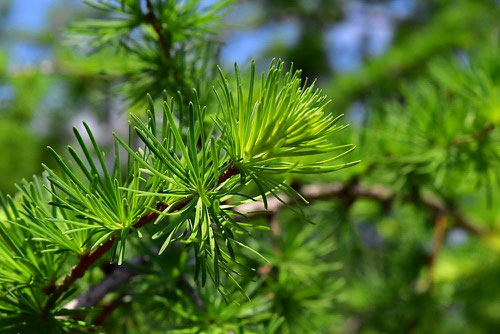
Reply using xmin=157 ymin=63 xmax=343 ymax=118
xmin=43 ymin=165 xmax=239 ymax=312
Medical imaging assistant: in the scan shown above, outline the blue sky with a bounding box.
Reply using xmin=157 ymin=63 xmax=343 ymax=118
xmin=4 ymin=0 xmax=415 ymax=71
xmin=7 ymin=0 xmax=62 ymax=30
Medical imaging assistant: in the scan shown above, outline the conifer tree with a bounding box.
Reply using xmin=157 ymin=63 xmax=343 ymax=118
xmin=0 ymin=0 xmax=498 ymax=333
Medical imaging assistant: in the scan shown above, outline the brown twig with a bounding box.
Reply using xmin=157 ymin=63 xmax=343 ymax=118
xmin=143 ymin=0 xmax=193 ymax=103
xmin=235 ymin=182 xmax=394 ymax=218
xmin=236 ymin=182 xmax=484 ymax=237
xmin=427 ymin=213 xmax=447 ymax=286
xmin=145 ymin=0 xmax=170 ymax=56
xmin=452 ymin=122 xmax=495 ymax=146
xmin=43 ymin=204 xmax=169 ymax=311
xmin=420 ymin=192 xmax=486 ymax=236
xmin=92 ymin=293 xmax=126 ymax=327
xmin=218 ymin=163 xmax=239 ymax=184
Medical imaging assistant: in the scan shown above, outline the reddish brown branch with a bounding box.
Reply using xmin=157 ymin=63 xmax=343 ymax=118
xmin=93 ymin=293 xmax=126 ymax=327
xmin=218 ymin=164 xmax=239 ymax=184
xmin=44 ymin=211 xmax=155 ymax=311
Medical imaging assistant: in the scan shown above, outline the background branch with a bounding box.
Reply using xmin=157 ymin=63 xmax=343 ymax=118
xmin=145 ymin=0 xmax=171 ymax=56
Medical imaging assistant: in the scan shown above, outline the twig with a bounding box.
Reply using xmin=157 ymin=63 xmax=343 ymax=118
xmin=420 ymin=192 xmax=486 ymax=235
xmin=427 ymin=213 xmax=447 ymax=288
xmin=237 ymin=182 xmax=484 ymax=237
xmin=452 ymin=122 xmax=495 ymax=146
xmin=235 ymin=182 xmax=394 ymax=217
xmin=93 ymin=293 xmax=126 ymax=326
xmin=64 ymin=255 xmax=148 ymax=310
xmin=145 ymin=0 xmax=170 ymax=56
xmin=143 ymin=0 xmax=191 ymax=102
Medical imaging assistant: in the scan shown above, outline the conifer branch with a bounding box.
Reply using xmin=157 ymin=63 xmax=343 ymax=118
xmin=43 ymin=165 xmax=240 ymax=312
xmin=237 ymin=182 xmax=485 ymax=236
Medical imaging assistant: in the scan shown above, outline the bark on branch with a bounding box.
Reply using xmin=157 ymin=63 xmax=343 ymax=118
xmin=145 ymin=0 xmax=171 ymax=56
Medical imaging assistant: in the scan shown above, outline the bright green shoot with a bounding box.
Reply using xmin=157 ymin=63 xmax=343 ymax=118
xmin=215 ymin=60 xmax=359 ymax=175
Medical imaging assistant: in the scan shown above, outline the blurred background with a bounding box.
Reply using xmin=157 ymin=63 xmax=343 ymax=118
xmin=1 ymin=0 xmax=499 ymax=332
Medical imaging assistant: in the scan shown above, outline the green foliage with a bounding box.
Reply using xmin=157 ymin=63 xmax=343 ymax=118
xmin=329 ymin=0 xmax=498 ymax=111
xmin=71 ymin=0 xmax=233 ymax=105
xmin=0 ymin=58 xmax=354 ymax=332
xmin=0 ymin=49 xmax=5 ymax=74
xmin=0 ymin=121 xmax=44 ymax=194
xmin=97 ymin=211 xmax=341 ymax=333
xmin=1 ymin=0 xmax=499 ymax=332
xmin=370 ymin=42 xmax=500 ymax=198
xmin=325 ymin=37 xmax=500 ymax=332
xmin=44 ymin=123 xmax=158 ymax=262
xmin=0 ymin=188 xmax=75 ymax=331
xmin=216 ymin=61 xmax=357 ymax=175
